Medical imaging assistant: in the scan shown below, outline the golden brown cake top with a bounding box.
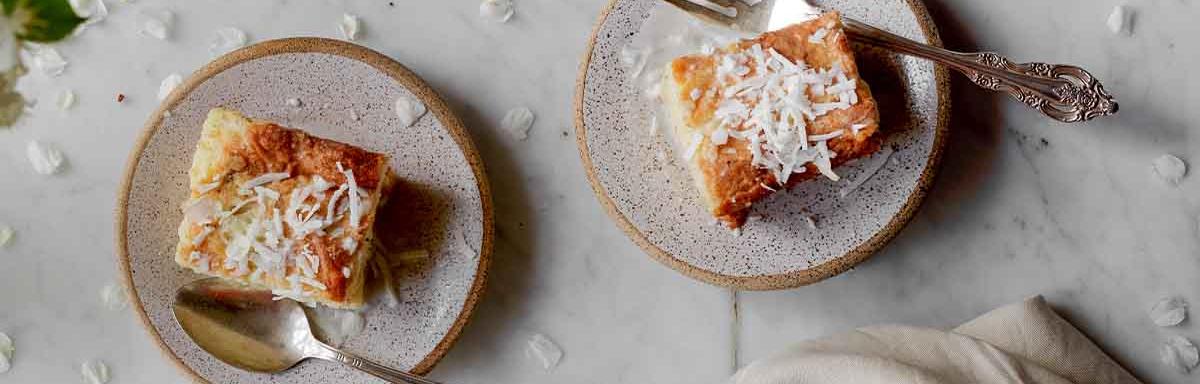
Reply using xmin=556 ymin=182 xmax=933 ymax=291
xmin=177 ymin=109 xmax=390 ymax=305
xmin=666 ymin=12 xmax=881 ymax=227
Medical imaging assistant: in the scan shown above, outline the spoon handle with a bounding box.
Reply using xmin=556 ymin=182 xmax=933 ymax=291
xmin=840 ymin=17 xmax=1117 ymax=123
xmin=313 ymin=342 xmax=444 ymax=384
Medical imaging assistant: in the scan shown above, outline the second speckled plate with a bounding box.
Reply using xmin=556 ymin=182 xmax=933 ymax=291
xmin=575 ymin=0 xmax=950 ymax=290
xmin=117 ymin=38 xmax=492 ymax=382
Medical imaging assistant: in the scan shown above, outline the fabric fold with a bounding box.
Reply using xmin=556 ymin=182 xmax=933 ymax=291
xmin=732 ymin=296 xmax=1141 ymax=384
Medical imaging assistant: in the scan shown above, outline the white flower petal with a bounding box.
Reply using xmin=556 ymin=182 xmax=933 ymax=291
xmin=208 ymin=27 xmax=247 ymax=57
xmin=338 ymin=14 xmax=360 ymax=41
xmin=26 ymin=140 xmax=65 ymax=175
xmin=100 ymin=282 xmax=129 ymax=311
xmin=479 ymin=0 xmax=514 ymax=23
xmin=1151 ymin=297 xmax=1188 ymax=327
xmin=1152 ymin=154 xmax=1187 ymax=186
xmin=394 ymin=96 xmax=426 ymax=127
xmin=57 ymin=89 xmax=76 ymax=110
xmin=81 ymin=360 xmax=110 ymax=384
xmin=501 ymin=107 xmax=535 ymax=140
xmin=157 ymin=73 xmax=182 ymax=101
xmin=524 ymin=333 xmax=562 ymax=372
xmin=28 ymin=45 xmax=67 ymax=77
xmin=0 ymin=225 xmax=13 ymax=248
xmin=1162 ymin=336 xmax=1199 ymax=373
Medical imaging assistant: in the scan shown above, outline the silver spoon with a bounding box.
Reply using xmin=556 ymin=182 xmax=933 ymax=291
xmin=663 ymin=0 xmax=1118 ymax=123
xmin=173 ymin=278 xmax=442 ymax=384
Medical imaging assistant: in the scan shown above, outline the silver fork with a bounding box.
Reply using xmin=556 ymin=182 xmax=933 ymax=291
xmin=663 ymin=0 xmax=1118 ymax=123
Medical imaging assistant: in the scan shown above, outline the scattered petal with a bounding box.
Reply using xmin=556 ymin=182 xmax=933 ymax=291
xmin=1151 ymin=297 xmax=1187 ymax=327
xmin=26 ymin=140 xmax=65 ymax=175
xmin=100 ymin=282 xmax=129 ymax=311
xmin=1162 ymin=336 xmax=1199 ymax=373
xmin=479 ymin=0 xmax=514 ymax=23
xmin=1152 ymin=154 xmax=1186 ymax=185
xmin=285 ymin=98 xmax=302 ymax=107
xmin=138 ymin=10 xmax=173 ymax=40
xmin=524 ymin=333 xmax=563 ymax=372
xmin=71 ymin=0 xmax=109 ymax=34
xmin=337 ymin=14 xmax=361 ymax=41
xmin=1107 ymin=5 xmax=1132 ymax=36
xmin=157 ymin=73 xmax=182 ymax=101
xmin=28 ymin=45 xmax=67 ymax=77
xmin=0 ymin=332 xmax=12 ymax=374
xmin=394 ymin=96 xmax=426 ymax=127
xmin=57 ymin=89 xmax=76 ymax=110
xmin=208 ymin=27 xmax=247 ymax=57
xmin=80 ymin=360 xmax=109 ymax=384
xmin=0 ymin=225 xmax=13 ymax=248
xmin=501 ymin=107 xmax=535 ymax=140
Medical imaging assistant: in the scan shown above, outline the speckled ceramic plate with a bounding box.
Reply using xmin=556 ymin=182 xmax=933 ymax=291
xmin=575 ymin=0 xmax=950 ymax=290
xmin=116 ymin=38 xmax=493 ymax=382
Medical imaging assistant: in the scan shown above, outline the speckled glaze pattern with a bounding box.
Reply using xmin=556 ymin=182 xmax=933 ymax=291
xmin=117 ymin=38 xmax=493 ymax=383
xmin=575 ymin=0 xmax=950 ymax=290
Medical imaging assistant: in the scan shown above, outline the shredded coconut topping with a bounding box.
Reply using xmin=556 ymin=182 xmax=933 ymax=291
xmin=709 ymin=40 xmax=860 ymax=184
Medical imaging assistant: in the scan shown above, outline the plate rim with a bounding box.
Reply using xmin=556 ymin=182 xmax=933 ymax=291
xmin=114 ymin=37 xmax=495 ymax=380
xmin=573 ymin=0 xmax=952 ymax=290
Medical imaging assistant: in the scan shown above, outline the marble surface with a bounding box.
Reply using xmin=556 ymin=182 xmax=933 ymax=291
xmin=0 ymin=0 xmax=1194 ymax=383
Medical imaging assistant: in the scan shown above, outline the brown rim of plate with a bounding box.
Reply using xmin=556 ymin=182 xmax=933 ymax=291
xmin=573 ymin=1 xmax=952 ymax=291
xmin=114 ymin=37 xmax=495 ymax=381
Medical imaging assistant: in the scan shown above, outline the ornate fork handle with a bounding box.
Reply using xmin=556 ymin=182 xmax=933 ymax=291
xmin=842 ymin=18 xmax=1118 ymax=123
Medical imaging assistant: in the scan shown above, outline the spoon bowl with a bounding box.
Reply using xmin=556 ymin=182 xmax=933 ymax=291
xmin=172 ymin=278 xmax=443 ymax=384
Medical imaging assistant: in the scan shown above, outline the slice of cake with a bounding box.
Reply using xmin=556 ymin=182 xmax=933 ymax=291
xmin=661 ymin=12 xmax=882 ymax=228
xmin=175 ymin=108 xmax=392 ymax=309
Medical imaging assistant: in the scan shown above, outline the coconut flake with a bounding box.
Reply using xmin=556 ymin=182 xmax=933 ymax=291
xmin=850 ymin=123 xmax=867 ymax=135
xmin=711 ymin=127 xmax=729 ymax=145
xmin=809 ymin=27 xmax=829 ymax=44
xmin=26 ymin=140 xmax=65 ymax=175
xmin=0 ymin=225 xmax=12 ymax=248
xmin=683 ymin=132 xmax=704 ymax=160
xmin=100 ymin=282 xmax=129 ymax=311
xmin=1151 ymin=297 xmax=1188 ymax=327
xmin=1152 ymin=154 xmax=1187 ymax=186
xmin=525 ymin=333 xmax=563 ymax=372
xmin=394 ymin=95 xmax=426 ymax=127
xmin=57 ymin=89 xmax=76 ymax=110
xmin=239 ymin=172 xmax=290 ymax=193
xmin=338 ymin=13 xmax=361 ymax=41
xmin=28 ymin=45 xmax=67 ymax=77
xmin=138 ymin=10 xmax=173 ymax=40
xmin=209 ymin=27 xmax=247 ymax=57
xmin=501 ymin=107 xmax=535 ymax=140
xmin=81 ymin=360 xmax=109 ymax=384
xmin=157 ymin=73 xmax=182 ymax=101
xmin=479 ymin=0 xmax=514 ymax=23
xmin=1162 ymin=335 xmax=1200 ymax=373
xmin=1107 ymin=5 xmax=1132 ymax=36
xmin=337 ymin=163 xmax=362 ymax=228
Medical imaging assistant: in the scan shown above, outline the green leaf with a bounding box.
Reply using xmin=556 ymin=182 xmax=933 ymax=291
xmin=4 ymin=0 xmax=85 ymax=43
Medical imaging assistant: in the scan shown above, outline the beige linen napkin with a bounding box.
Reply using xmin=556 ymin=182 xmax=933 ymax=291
xmin=732 ymin=296 xmax=1141 ymax=384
